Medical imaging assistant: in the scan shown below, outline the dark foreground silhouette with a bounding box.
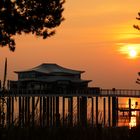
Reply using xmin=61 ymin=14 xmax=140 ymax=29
xmin=0 ymin=125 xmax=140 ymax=140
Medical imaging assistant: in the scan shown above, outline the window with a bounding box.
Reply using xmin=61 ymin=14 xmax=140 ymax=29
xmin=18 ymin=72 xmax=36 ymax=79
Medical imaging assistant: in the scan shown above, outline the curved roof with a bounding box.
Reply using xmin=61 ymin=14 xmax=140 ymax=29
xmin=15 ymin=63 xmax=85 ymax=75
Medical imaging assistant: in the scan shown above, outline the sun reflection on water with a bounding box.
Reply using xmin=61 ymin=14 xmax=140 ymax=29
xmin=118 ymin=98 xmax=140 ymax=128
xmin=129 ymin=116 xmax=136 ymax=129
xmin=129 ymin=101 xmax=137 ymax=129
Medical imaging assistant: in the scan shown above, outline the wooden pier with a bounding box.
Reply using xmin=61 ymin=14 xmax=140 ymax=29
xmin=0 ymin=88 xmax=140 ymax=128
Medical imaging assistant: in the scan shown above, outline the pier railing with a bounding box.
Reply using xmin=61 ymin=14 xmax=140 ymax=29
xmin=101 ymin=89 xmax=140 ymax=97
xmin=0 ymin=88 xmax=140 ymax=97
xmin=0 ymin=88 xmax=101 ymax=97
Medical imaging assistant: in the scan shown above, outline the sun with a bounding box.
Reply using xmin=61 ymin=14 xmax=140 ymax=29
xmin=118 ymin=44 xmax=140 ymax=59
xmin=129 ymin=49 xmax=137 ymax=58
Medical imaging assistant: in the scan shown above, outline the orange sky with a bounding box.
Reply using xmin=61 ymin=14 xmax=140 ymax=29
xmin=1 ymin=0 xmax=140 ymax=89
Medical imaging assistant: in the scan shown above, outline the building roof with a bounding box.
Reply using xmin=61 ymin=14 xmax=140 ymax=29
xmin=15 ymin=63 xmax=85 ymax=75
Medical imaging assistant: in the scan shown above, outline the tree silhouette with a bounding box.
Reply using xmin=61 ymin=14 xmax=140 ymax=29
xmin=0 ymin=0 xmax=65 ymax=51
xmin=133 ymin=12 xmax=140 ymax=31
xmin=134 ymin=12 xmax=140 ymax=85
xmin=136 ymin=72 xmax=140 ymax=85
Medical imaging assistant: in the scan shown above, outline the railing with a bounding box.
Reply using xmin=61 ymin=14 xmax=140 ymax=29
xmin=101 ymin=89 xmax=140 ymax=97
xmin=0 ymin=88 xmax=140 ymax=97
xmin=0 ymin=88 xmax=101 ymax=97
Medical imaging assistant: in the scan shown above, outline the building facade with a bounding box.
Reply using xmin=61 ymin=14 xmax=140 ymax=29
xmin=9 ymin=63 xmax=91 ymax=91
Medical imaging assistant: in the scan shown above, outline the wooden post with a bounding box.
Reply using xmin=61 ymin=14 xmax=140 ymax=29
xmin=77 ymin=97 xmax=80 ymax=125
xmin=22 ymin=96 xmax=25 ymax=127
xmin=25 ymin=97 xmax=28 ymax=127
xmin=129 ymin=98 xmax=131 ymax=123
xmin=103 ymin=97 xmax=106 ymax=127
xmin=68 ymin=97 xmax=70 ymax=126
xmin=91 ymin=97 xmax=94 ymax=126
xmin=43 ymin=97 xmax=46 ymax=127
xmin=80 ymin=97 xmax=87 ymax=127
xmin=96 ymin=96 xmax=98 ymax=126
xmin=19 ymin=96 xmax=22 ymax=127
xmin=9 ymin=97 xmax=12 ymax=126
xmin=6 ymin=97 xmax=10 ymax=128
xmin=71 ymin=97 xmax=73 ymax=126
xmin=47 ymin=97 xmax=50 ymax=127
xmin=62 ymin=97 xmax=65 ymax=126
xmin=56 ymin=96 xmax=60 ymax=127
xmin=112 ymin=96 xmax=117 ymax=127
xmin=40 ymin=96 xmax=42 ymax=127
xmin=68 ymin=97 xmax=73 ymax=126
xmin=116 ymin=98 xmax=118 ymax=125
xmin=1 ymin=95 xmax=5 ymax=128
xmin=32 ymin=96 xmax=35 ymax=127
xmin=27 ymin=97 xmax=30 ymax=125
xmin=108 ymin=96 xmax=111 ymax=127
xmin=0 ymin=98 xmax=1 ymax=126
xmin=11 ymin=97 xmax=14 ymax=126
xmin=50 ymin=97 xmax=53 ymax=127
xmin=53 ymin=97 xmax=55 ymax=126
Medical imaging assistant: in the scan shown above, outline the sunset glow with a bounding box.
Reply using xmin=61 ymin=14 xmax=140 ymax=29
xmin=119 ymin=44 xmax=140 ymax=59
xmin=1 ymin=0 xmax=140 ymax=89
xmin=1 ymin=0 xmax=140 ymax=135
